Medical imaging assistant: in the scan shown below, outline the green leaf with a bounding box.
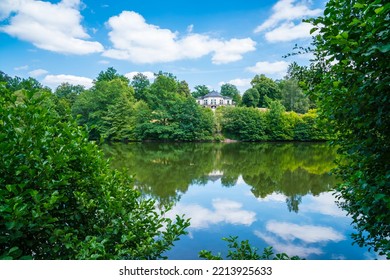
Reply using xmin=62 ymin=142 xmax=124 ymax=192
xmin=374 ymin=7 xmax=384 ymax=14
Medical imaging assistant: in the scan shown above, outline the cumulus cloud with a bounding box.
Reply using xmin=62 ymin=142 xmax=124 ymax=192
xmin=125 ymin=71 xmax=155 ymax=80
xmin=254 ymin=230 xmax=323 ymax=258
xmin=300 ymin=192 xmax=347 ymax=217
xmin=265 ymin=22 xmax=314 ymax=42
xmin=167 ymin=199 xmax=256 ymax=229
xmin=246 ymin=60 xmax=289 ymax=77
xmin=103 ymin=11 xmax=256 ymax=64
xmin=254 ymin=0 xmax=322 ymax=42
xmin=265 ymin=221 xmax=345 ymax=243
xmin=29 ymin=68 xmax=48 ymax=78
xmin=0 ymin=0 xmax=103 ymax=55
xmin=42 ymin=74 xmax=93 ymax=89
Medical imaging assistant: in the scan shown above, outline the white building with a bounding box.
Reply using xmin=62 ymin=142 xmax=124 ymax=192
xmin=196 ymin=91 xmax=234 ymax=110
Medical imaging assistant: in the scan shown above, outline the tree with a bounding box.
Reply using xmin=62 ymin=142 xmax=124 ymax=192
xmin=95 ymin=67 xmax=129 ymax=83
xmin=220 ymin=83 xmax=241 ymax=104
xmin=178 ymin=80 xmax=191 ymax=97
xmin=308 ymin=0 xmax=389 ymax=257
xmin=250 ymin=74 xmax=281 ymax=107
xmin=0 ymin=86 xmax=189 ymax=259
xmin=191 ymin=85 xmax=210 ymax=98
xmin=54 ymin=83 xmax=85 ymax=107
xmin=72 ymin=77 xmax=135 ymax=140
xmin=242 ymin=88 xmax=259 ymax=108
xmin=130 ymin=73 xmax=151 ymax=102
xmin=278 ymin=79 xmax=310 ymax=113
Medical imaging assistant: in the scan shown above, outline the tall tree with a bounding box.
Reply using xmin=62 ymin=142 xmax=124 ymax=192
xmin=250 ymin=74 xmax=281 ymax=107
xmin=220 ymin=83 xmax=241 ymax=104
xmin=130 ymin=73 xmax=151 ymax=102
xmin=191 ymin=85 xmax=210 ymax=98
xmin=278 ymin=79 xmax=310 ymax=113
xmin=309 ymin=0 xmax=389 ymax=257
xmin=242 ymin=88 xmax=259 ymax=108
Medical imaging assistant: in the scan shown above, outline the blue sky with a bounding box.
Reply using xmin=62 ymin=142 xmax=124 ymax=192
xmin=0 ymin=0 xmax=326 ymax=92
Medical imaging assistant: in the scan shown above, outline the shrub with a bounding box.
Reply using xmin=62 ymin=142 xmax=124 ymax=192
xmin=0 ymin=86 xmax=189 ymax=259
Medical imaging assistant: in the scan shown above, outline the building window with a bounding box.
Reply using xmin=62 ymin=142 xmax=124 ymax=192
xmin=219 ymin=99 xmax=223 ymax=104
xmin=227 ymin=100 xmax=230 ymax=105
xmin=211 ymin=99 xmax=216 ymax=105
xmin=204 ymin=99 xmax=208 ymax=105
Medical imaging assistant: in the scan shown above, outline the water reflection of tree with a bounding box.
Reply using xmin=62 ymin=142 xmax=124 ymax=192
xmin=102 ymin=142 xmax=337 ymax=211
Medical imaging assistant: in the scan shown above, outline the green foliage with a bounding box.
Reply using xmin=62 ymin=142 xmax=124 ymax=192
xmin=220 ymin=106 xmax=267 ymax=141
xmin=242 ymin=88 xmax=260 ymax=108
xmin=72 ymin=77 xmax=135 ymax=140
xmin=220 ymin=83 xmax=241 ymax=104
xmin=250 ymin=74 xmax=281 ymax=107
xmin=199 ymin=236 xmax=302 ymax=260
xmin=307 ymin=0 xmax=390 ymax=257
xmin=191 ymin=85 xmax=210 ymax=98
xmin=0 ymin=87 xmax=189 ymax=259
xmin=278 ymin=79 xmax=310 ymax=113
xmin=220 ymin=105 xmax=328 ymax=142
xmin=130 ymin=72 xmax=152 ymax=103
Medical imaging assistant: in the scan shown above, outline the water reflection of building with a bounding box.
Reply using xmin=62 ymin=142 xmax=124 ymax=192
xmin=208 ymin=170 xmax=223 ymax=182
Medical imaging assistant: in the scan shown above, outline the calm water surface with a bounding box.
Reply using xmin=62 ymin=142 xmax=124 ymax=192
xmin=103 ymin=142 xmax=378 ymax=260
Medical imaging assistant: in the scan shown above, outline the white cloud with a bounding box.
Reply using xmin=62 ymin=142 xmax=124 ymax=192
xmin=254 ymin=0 xmax=322 ymax=42
xmin=43 ymin=74 xmax=93 ymax=89
xmin=246 ymin=60 xmax=289 ymax=77
xmin=125 ymin=71 xmax=155 ymax=80
xmin=254 ymin=231 xmax=323 ymax=258
xmin=300 ymin=192 xmax=347 ymax=217
xmin=29 ymin=68 xmax=48 ymax=78
xmin=14 ymin=65 xmax=29 ymax=71
xmin=167 ymin=198 xmax=256 ymax=229
xmin=103 ymin=11 xmax=256 ymax=64
xmin=0 ymin=0 xmax=103 ymax=55
xmin=265 ymin=221 xmax=345 ymax=243
xmin=219 ymin=78 xmax=252 ymax=92
xmin=265 ymin=22 xmax=314 ymax=42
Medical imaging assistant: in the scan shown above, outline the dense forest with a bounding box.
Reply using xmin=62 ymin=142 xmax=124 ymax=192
xmin=0 ymin=66 xmax=328 ymax=143
xmin=1 ymin=0 xmax=389 ymax=259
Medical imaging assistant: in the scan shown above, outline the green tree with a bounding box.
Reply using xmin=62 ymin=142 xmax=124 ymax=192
xmin=242 ymin=88 xmax=260 ymax=108
xmin=178 ymin=80 xmax=191 ymax=97
xmin=278 ymin=79 xmax=310 ymax=113
xmin=54 ymin=83 xmax=85 ymax=112
xmin=72 ymin=77 xmax=135 ymax=140
xmin=308 ymin=0 xmax=390 ymax=257
xmin=250 ymin=74 xmax=281 ymax=107
xmin=130 ymin=73 xmax=151 ymax=102
xmin=220 ymin=83 xmax=241 ymax=104
xmin=95 ymin=67 xmax=128 ymax=83
xmin=0 ymin=86 xmax=189 ymax=260
xmin=191 ymin=85 xmax=210 ymax=98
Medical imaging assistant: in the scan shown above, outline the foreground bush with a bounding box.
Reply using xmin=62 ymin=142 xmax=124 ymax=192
xmin=0 ymin=86 xmax=189 ymax=259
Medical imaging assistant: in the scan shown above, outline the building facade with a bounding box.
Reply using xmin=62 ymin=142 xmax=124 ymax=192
xmin=196 ymin=91 xmax=234 ymax=110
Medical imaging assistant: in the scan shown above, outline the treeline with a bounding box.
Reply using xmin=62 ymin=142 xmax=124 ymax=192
xmin=219 ymin=105 xmax=328 ymax=142
xmin=0 ymin=68 xmax=328 ymax=142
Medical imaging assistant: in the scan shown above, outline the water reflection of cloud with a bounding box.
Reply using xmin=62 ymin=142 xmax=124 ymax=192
xmin=254 ymin=231 xmax=323 ymax=258
xmin=300 ymin=192 xmax=346 ymax=217
xmin=266 ymin=221 xmax=345 ymax=243
xmin=168 ymin=199 xmax=256 ymax=229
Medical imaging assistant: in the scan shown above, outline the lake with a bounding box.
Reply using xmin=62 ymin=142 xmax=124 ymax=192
xmin=102 ymin=142 xmax=378 ymax=260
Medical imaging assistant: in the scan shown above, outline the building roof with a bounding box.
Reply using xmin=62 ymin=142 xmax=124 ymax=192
xmin=200 ymin=91 xmax=233 ymax=99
